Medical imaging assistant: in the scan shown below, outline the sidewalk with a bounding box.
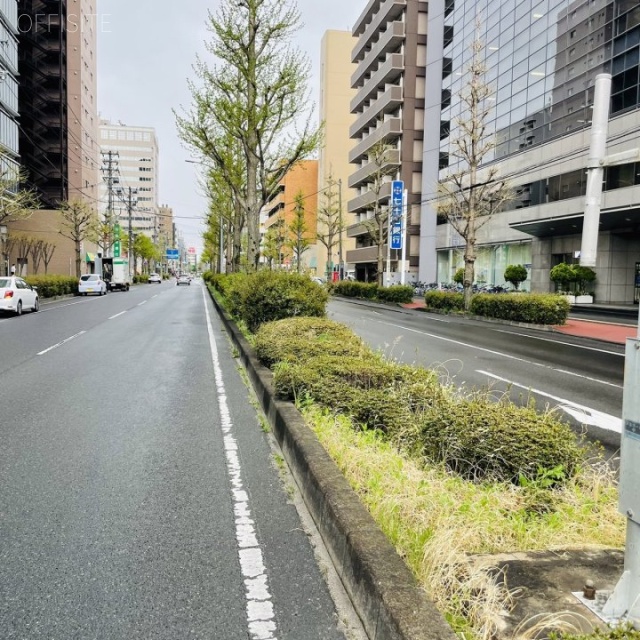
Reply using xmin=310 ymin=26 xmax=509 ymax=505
xmin=403 ymin=299 xmax=638 ymax=345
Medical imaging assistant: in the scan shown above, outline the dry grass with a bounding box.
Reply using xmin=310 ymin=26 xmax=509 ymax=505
xmin=305 ymin=406 xmax=625 ymax=640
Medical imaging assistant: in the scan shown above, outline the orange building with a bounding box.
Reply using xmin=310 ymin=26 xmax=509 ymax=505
xmin=263 ymin=160 xmax=318 ymax=270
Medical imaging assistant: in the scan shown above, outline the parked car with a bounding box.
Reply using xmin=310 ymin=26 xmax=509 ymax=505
xmin=0 ymin=276 xmax=39 ymax=315
xmin=176 ymin=274 xmax=191 ymax=286
xmin=148 ymin=273 xmax=162 ymax=284
xmin=78 ymin=274 xmax=107 ymax=296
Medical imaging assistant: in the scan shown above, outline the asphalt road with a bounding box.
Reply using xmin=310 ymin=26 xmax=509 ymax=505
xmin=0 ymin=282 xmax=358 ymax=640
xmin=328 ymin=298 xmax=625 ymax=453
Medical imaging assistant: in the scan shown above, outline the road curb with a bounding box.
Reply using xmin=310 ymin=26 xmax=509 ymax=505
xmin=208 ymin=289 xmax=456 ymax=640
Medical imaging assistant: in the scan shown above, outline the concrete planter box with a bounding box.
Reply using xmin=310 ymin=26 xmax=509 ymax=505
xmin=564 ymin=295 xmax=576 ymax=304
xmin=575 ymin=295 xmax=594 ymax=304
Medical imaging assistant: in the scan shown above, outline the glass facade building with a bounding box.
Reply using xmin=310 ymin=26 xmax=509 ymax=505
xmin=422 ymin=0 xmax=640 ymax=303
xmin=0 ymin=0 xmax=20 ymax=175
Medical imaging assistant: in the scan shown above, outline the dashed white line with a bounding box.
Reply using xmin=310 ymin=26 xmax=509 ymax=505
xmin=476 ymin=370 xmax=622 ymax=433
xmin=374 ymin=320 xmax=622 ymax=387
xmin=108 ymin=311 xmax=127 ymax=320
xmin=137 ymin=300 xmax=147 ymax=306
xmin=37 ymin=331 xmax=86 ymax=356
xmin=202 ymin=288 xmax=278 ymax=640
xmin=493 ymin=329 xmax=623 ymax=356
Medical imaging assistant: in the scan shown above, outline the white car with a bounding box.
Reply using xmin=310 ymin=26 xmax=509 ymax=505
xmin=176 ymin=274 xmax=191 ymax=286
xmin=0 ymin=276 xmax=39 ymax=315
xmin=78 ymin=274 xmax=107 ymax=296
xmin=148 ymin=273 xmax=162 ymax=284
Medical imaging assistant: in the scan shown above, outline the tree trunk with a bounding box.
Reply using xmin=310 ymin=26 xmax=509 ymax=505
xmin=75 ymin=241 xmax=82 ymax=278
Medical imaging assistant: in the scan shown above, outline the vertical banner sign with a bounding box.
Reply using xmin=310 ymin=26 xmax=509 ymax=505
xmin=390 ymin=180 xmax=404 ymax=250
xmin=113 ymin=223 xmax=121 ymax=258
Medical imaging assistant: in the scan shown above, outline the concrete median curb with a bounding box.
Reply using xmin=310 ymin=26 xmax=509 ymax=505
xmin=208 ymin=289 xmax=456 ymax=640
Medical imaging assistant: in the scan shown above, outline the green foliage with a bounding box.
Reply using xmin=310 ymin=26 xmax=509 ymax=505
xmin=550 ymin=263 xmax=577 ymax=290
xmin=424 ymin=290 xmax=465 ymax=312
xmin=572 ymin=265 xmax=597 ymax=293
xmin=255 ymin=317 xmax=366 ymax=368
xmin=503 ymin=264 xmax=528 ymax=289
xmin=453 ymin=267 xmax=465 ymax=284
xmin=214 ymin=271 xmax=328 ymax=333
xmin=332 ymin=281 xmax=414 ymax=303
xmin=24 ymin=275 xmax=78 ymax=298
xmin=549 ymin=624 xmax=640 ymax=640
xmin=470 ymin=293 xmax=569 ymax=324
xmin=418 ymin=394 xmax=583 ymax=483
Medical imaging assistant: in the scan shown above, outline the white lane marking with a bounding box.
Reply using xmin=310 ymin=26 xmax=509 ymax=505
xmin=151 ymin=295 xmax=158 ymax=299
xmin=494 ymin=329 xmax=623 ymax=356
xmin=202 ymin=288 xmax=278 ymax=640
xmin=375 ymin=320 xmax=622 ymax=388
xmin=108 ymin=311 xmax=127 ymax=320
xmin=37 ymin=331 xmax=86 ymax=356
xmin=477 ymin=370 xmax=622 ymax=434
xmin=40 ymin=300 xmax=88 ymax=312
xmin=137 ymin=300 xmax=147 ymax=306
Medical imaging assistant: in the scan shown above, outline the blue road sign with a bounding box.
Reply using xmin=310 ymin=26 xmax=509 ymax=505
xmin=166 ymin=249 xmax=179 ymax=260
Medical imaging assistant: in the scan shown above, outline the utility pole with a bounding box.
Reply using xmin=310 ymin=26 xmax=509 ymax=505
xmin=126 ymin=187 xmax=137 ymax=278
xmin=101 ymin=151 xmax=120 ymax=257
xmin=337 ymin=179 xmax=343 ymax=280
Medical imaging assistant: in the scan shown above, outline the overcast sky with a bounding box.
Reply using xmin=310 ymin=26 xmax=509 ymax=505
xmin=97 ymin=1 xmax=364 ymax=254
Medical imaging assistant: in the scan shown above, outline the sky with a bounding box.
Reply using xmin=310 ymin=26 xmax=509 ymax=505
xmin=97 ymin=0 xmax=365 ymax=255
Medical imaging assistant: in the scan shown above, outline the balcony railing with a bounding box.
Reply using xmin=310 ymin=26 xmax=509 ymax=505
xmin=350 ymin=85 xmax=403 ymax=137
xmin=348 ymin=118 xmax=402 ymax=164
xmin=350 ymin=53 xmax=403 ymax=113
xmin=347 ymin=181 xmax=392 ymax=213
xmin=352 ymin=0 xmax=407 ymax=62
xmin=348 ymin=149 xmax=400 ymax=189
xmin=351 ymin=21 xmax=405 ymax=89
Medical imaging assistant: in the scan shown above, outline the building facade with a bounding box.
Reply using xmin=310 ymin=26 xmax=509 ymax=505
xmin=347 ymin=0 xmax=428 ymax=283
xmin=98 ymin=119 xmax=160 ymax=244
xmin=263 ymin=160 xmax=318 ymax=270
xmin=318 ymin=30 xmax=357 ymax=279
xmin=425 ymin=0 xmax=640 ymax=303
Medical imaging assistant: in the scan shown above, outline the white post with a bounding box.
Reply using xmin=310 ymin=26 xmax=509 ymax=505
xmin=385 ymin=207 xmax=391 ymax=286
xmin=400 ymin=189 xmax=408 ymax=285
xmin=580 ymin=73 xmax=611 ymax=268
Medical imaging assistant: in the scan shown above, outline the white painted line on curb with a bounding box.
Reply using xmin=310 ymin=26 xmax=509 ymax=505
xmin=108 ymin=311 xmax=127 ymax=320
xmin=375 ymin=320 xmax=622 ymax=387
xmin=202 ymin=289 xmax=278 ymax=640
xmin=476 ymin=369 xmax=622 ymax=433
xmin=37 ymin=331 xmax=86 ymax=356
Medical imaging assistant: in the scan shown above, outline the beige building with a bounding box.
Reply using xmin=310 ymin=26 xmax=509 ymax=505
xmin=98 ymin=120 xmax=160 ymax=245
xmin=317 ymin=30 xmax=357 ymax=279
xmin=157 ymin=204 xmax=175 ymax=256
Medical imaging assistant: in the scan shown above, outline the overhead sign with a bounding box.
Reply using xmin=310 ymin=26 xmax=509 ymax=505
xmin=166 ymin=248 xmax=179 ymax=260
xmin=390 ymin=180 xmax=404 ymax=250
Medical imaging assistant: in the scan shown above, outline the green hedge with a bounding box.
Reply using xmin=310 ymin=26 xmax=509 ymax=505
xmin=424 ymin=290 xmax=465 ymax=312
xmin=209 ymin=271 xmax=328 ymax=332
xmin=424 ymin=291 xmax=570 ymax=324
xmin=332 ymin=281 xmax=414 ymax=304
xmin=260 ymin=315 xmax=585 ymax=486
xmin=470 ymin=293 xmax=569 ymax=324
xmin=254 ymin=317 xmax=367 ymax=368
xmin=24 ymin=275 xmax=78 ymax=298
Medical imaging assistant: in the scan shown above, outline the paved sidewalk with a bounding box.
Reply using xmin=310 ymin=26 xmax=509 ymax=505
xmin=403 ymin=300 xmax=638 ymax=345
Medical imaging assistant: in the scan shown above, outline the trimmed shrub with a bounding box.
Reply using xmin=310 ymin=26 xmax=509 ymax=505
xmin=453 ymin=267 xmax=465 ymax=284
xmin=418 ymin=394 xmax=584 ymax=483
xmin=333 ymin=280 xmax=378 ymax=299
xmin=424 ymin=290 xmax=465 ymax=312
xmin=504 ymin=264 xmax=528 ymax=290
xmin=255 ymin=317 xmax=367 ymax=368
xmin=470 ymin=293 xmax=569 ymax=325
xmin=376 ymin=285 xmax=414 ymax=303
xmin=236 ymin=271 xmax=328 ymax=332
xmin=25 ymin=275 xmax=78 ymax=298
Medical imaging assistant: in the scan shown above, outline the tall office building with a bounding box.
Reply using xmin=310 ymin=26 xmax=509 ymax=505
xmin=98 ymin=120 xmax=160 ymax=243
xmin=425 ymin=0 xmax=640 ymax=303
xmin=347 ymin=0 xmax=428 ymax=282
xmin=0 ymin=0 xmax=20 ymax=176
xmin=318 ymin=30 xmax=357 ymax=279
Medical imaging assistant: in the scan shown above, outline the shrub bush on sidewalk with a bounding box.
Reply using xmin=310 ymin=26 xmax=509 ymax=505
xmin=25 ymin=275 xmax=78 ymax=298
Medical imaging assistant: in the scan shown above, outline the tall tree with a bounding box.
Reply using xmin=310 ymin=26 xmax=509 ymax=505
xmin=263 ymin=216 xmax=286 ymax=270
xmin=436 ymin=30 xmax=512 ymax=311
xmin=0 ymin=167 xmax=40 ymax=227
xmin=133 ymin=235 xmax=158 ymax=274
xmin=316 ymin=175 xmax=344 ymax=279
xmin=287 ymin=191 xmax=311 ymax=273
xmin=29 ymin=239 xmax=45 ymax=274
xmin=58 ymin=199 xmax=99 ymax=278
xmin=42 ymin=242 xmax=56 ymax=274
xmin=176 ymin=0 xmax=321 ymax=268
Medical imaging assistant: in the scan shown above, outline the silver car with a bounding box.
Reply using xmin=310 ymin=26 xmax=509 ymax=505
xmin=0 ymin=276 xmax=39 ymax=315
